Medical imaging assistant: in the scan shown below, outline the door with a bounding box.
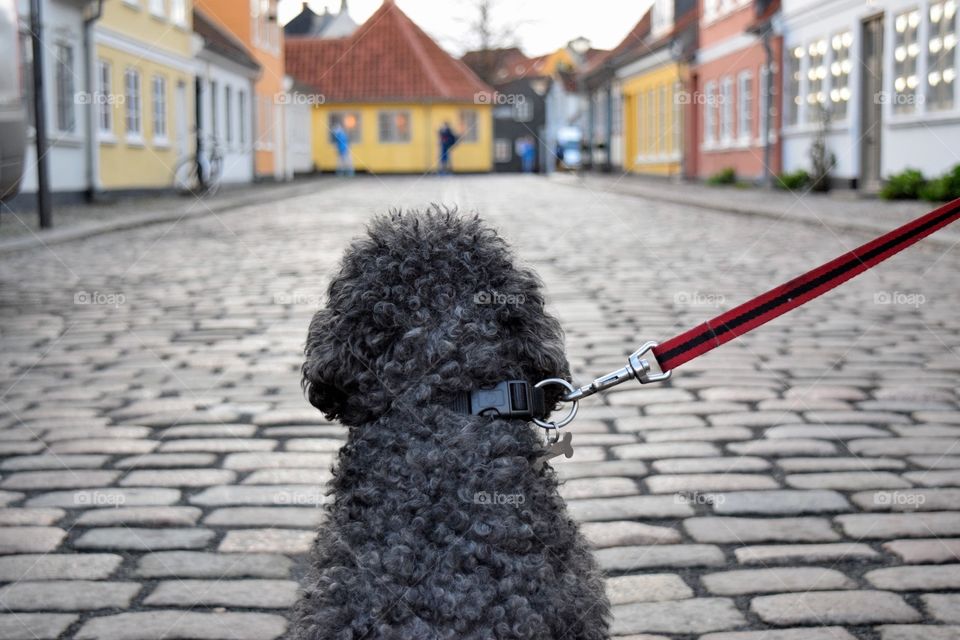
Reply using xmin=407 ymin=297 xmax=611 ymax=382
xmin=860 ymin=14 xmax=884 ymax=191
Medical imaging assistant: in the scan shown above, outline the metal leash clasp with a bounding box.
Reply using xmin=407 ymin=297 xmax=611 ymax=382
xmin=563 ymin=341 xmax=671 ymax=403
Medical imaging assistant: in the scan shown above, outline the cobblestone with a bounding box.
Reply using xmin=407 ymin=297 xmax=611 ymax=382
xmin=3 ymin=175 xmax=959 ymax=635
xmin=751 ymin=590 xmax=921 ymax=625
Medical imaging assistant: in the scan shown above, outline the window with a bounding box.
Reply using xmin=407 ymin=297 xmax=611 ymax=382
xmin=238 ymin=90 xmax=246 ymax=145
xmin=459 ymin=110 xmax=478 ymax=142
xmin=830 ymin=31 xmax=852 ymax=119
xmin=659 ymin=85 xmax=668 ymax=152
xmin=149 ymin=0 xmax=164 ymax=17
xmin=704 ymin=0 xmax=719 ymax=21
xmin=170 ymin=0 xmax=186 ymax=25
xmin=647 ymin=89 xmax=655 ymax=153
xmin=494 ymin=138 xmax=511 ymax=162
xmin=55 ymin=43 xmax=75 ymax=133
xmin=806 ymin=39 xmax=826 ymax=122
xmin=653 ymin=0 xmax=674 ymax=35
xmin=928 ymin=0 xmax=957 ymax=110
xmin=124 ymin=68 xmax=141 ymax=138
xmin=720 ymin=76 xmax=733 ymax=141
xmin=378 ymin=110 xmax=411 ymax=142
xmin=785 ymin=45 xmax=803 ymax=126
xmin=210 ymin=80 xmax=218 ymax=138
xmin=328 ymin=112 xmax=361 ymax=142
xmin=19 ymin=28 xmax=34 ymax=129
xmin=252 ymin=0 xmax=278 ymax=52
xmin=704 ymin=81 xmax=716 ymax=142
xmin=672 ymin=81 xmax=682 ymax=153
xmin=514 ymin=99 xmax=532 ymax=121
xmin=759 ymin=65 xmax=770 ymax=139
xmin=152 ymin=75 xmax=167 ymax=141
xmin=738 ymin=71 xmax=752 ymax=141
xmin=893 ymin=9 xmax=921 ymax=113
xmin=97 ymin=60 xmax=112 ymax=135
xmin=225 ymin=85 xmax=233 ymax=145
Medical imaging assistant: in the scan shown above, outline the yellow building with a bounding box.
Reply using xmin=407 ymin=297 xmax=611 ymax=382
xmin=285 ymin=1 xmax=492 ymax=174
xmin=616 ymin=0 xmax=697 ymax=177
xmin=94 ymin=0 xmax=195 ymax=191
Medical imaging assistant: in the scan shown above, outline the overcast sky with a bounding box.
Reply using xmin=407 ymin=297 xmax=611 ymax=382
xmin=278 ymin=0 xmax=653 ymax=56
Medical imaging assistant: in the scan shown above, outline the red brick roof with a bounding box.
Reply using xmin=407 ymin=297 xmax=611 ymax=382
xmin=285 ymin=0 xmax=492 ymax=103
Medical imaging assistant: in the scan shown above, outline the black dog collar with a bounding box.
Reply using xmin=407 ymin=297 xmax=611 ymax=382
xmin=449 ymin=380 xmax=547 ymax=421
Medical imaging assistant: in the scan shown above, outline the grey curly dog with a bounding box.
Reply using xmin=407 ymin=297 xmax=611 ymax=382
xmin=294 ymin=208 xmax=610 ymax=639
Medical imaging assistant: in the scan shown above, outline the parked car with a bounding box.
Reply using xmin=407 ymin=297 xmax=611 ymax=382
xmin=0 ymin=0 xmax=27 ymax=201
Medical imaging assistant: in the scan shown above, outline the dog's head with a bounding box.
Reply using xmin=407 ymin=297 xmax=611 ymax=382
xmin=303 ymin=207 xmax=570 ymax=426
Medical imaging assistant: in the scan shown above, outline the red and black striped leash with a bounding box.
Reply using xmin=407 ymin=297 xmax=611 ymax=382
xmin=548 ymin=196 xmax=960 ymax=424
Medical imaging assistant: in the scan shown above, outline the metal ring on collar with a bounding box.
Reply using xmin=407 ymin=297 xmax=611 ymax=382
xmin=532 ymin=378 xmax=579 ymax=430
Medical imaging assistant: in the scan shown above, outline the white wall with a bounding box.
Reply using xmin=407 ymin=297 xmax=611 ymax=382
xmin=17 ymin=0 xmax=92 ymax=195
xmin=196 ymin=58 xmax=255 ymax=185
xmin=781 ymin=0 xmax=960 ymax=183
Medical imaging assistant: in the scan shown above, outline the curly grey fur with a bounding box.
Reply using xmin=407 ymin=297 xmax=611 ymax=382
xmin=295 ymin=208 xmax=610 ymax=640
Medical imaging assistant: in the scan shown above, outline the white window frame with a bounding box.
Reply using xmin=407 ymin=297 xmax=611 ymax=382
xmin=893 ymin=8 xmax=921 ymax=114
xmin=238 ymin=90 xmax=247 ymax=146
xmin=737 ymin=70 xmax=752 ymax=143
xmin=829 ymin=31 xmax=852 ymax=120
xmin=378 ymin=110 xmax=412 ymax=143
xmin=124 ymin=68 xmax=142 ymax=143
xmin=225 ymin=85 xmax=233 ymax=146
xmin=459 ymin=109 xmax=479 ymax=142
xmin=54 ymin=42 xmax=76 ymax=134
xmin=149 ymin=0 xmax=165 ymax=18
xmin=720 ymin=76 xmax=733 ymax=142
xmin=97 ymin=59 xmax=113 ymax=138
xmin=152 ymin=74 xmax=167 ymax=144
xmin=704 ymin=80 xmax=717 ymax=144
xmin=494 ymin=138 xmax=511 ymax=162
xmin=169 ymin=0 xmax=186 ymax=25
xmin=927 ymin=0 xmax=957 ymax=111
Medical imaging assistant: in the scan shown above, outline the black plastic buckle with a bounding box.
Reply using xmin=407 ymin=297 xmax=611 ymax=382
xmin=450 ymin=380 xmax=546 ymax=420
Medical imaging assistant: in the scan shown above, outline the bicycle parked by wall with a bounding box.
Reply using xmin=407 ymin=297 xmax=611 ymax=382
xmin=173 ymin=136 xmax=223 ymax=197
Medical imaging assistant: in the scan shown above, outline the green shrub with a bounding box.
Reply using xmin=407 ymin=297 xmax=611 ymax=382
xmin=707 ymin=167 xmax=736 ymax=185
xmin=776 ymin=169 xmax=810 ymax=190
xmin=919 ymin=164 xmax=960 ymax=202
xmin=880 ymin=169 xmax=925 ymax=200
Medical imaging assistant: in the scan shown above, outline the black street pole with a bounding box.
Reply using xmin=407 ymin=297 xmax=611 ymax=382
xmin=29 ymin=0 xmax=52 ymax=228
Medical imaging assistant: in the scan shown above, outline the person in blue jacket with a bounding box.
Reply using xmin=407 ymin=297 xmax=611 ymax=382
xmin=332 ymin=123 xmax=354 ymax=177
xmin=438 ymin=122 xmax=458 ymax=174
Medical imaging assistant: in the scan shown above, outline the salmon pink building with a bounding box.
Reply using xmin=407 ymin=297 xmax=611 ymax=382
xmin=688 ymin=0 xmax=782 ymax=181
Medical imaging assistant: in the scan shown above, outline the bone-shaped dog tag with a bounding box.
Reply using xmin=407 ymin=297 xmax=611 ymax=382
xmin=534 ymin=431 xmax=574 ymax=471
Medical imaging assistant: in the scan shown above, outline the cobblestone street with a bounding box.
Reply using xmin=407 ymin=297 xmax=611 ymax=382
xmin=2 ymin=175 xmax=960 ymax=639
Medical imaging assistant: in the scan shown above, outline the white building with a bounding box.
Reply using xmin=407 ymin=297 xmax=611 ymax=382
xmin=193 ymin=8 xmax=259 ymax=185
xmin=15 ymin=0 xmax=100 ymax=204
xmin=781 ymin=0 xmax=958 ymax=189
xmin=283 ymin=76 xmax=315 ymax=177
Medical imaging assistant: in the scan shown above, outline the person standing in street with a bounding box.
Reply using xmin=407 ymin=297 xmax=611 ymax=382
xmin=438 ymin=122 xmax=457 ymax=174
xmin=332 ymin=123 xmax=354 ymax=177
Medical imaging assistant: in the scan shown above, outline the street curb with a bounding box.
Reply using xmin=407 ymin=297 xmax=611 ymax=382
xmin=548 ymin=174 xmax=960 ymax=249
xmin=0 ymin=180 xmax=333 ymax=257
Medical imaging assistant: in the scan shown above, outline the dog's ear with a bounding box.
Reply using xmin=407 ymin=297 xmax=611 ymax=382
xmin=302 ymin=308 xmax=352 ymax=422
